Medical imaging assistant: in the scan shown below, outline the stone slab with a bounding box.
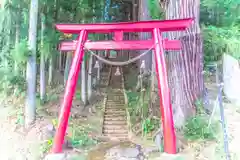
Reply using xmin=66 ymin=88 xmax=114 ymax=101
xmin=44 ymin=153 xmax=66 ymax=160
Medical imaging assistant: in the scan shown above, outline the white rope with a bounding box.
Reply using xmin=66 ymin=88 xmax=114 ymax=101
xmin=84 ymin=44 xmax=155 ymax=66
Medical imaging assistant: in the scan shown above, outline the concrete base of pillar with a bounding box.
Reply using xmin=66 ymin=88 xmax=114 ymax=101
xmin=44 ymin=153 xmax=67 ymax=160
xmin=151 ymin=153 xmax=183 ymax=160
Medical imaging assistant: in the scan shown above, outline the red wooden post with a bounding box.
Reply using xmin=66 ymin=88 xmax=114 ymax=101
xmin=114 ymin=31 xmax=123 ymax=41
xmin=52 ymin=30 xmax=88 ymax=153
xmin=153 ymin=28 xmax=176 ymax=154
xmin=59 ymin=40 xmax=182 ymax=51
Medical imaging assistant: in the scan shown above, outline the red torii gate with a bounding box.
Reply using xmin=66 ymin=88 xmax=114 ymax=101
xmin=53 ymin=18 xmax=193 ymax=154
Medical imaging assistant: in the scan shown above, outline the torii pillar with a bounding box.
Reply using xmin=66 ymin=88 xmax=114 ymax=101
xmin=52 ymin=18 xmax=193 ymax=154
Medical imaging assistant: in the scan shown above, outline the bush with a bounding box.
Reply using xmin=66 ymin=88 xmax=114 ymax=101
xmin=184 ymin=114 xmax=218 ymax=141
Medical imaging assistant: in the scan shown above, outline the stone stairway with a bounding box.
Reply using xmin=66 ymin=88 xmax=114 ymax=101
xmin=102 ymin=67 xmax=129 ymax=141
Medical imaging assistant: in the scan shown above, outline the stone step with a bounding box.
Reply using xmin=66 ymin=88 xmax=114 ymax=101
xmin=108 ymin=92 xmax=123 ymax=94
xmin=104 ymin=134 xmax=129 ymax=141
xmin=105 ymin=106 xmax=125 ymax=109
xmin=100 ymin=77 xmax=108 ymax=79
xmin=105 ymin=110 xmax=126 ymax=115
xmin=103 ymin=125 xmax=127 ymax=130
xmin=98 ymin=84 xmax=108 ymax=88
xmin=101 ymin=73 xmax=109 ymax=75
xmin=107 ymin=98 xmax=125 ymax=102
xmin=104 ymin=114 xmax=126 ymax=118
xmin=103 ymin=129 xmax=128 ymax=134
xmin=103 ymin=133 xmax=129 ymax=138
xmin=103 ymin=121 xmax=127 ymax=125
xmin=105 ymin=107 xmax=125 ymax=110
xmin=109 ymin=90 xmax=123 ymax=92
xmin=105 ymin=103 xmax=125 ymax=106
xmin=106 ymin=102 xmax=125 ymax=105
xmin=108 ymin=94 xmax=124 ymax=100
xmin=104 ymin=117 xmax=126 ymax=121
xmin=105 ymin=108 xmax=125 ymax=112
xmin=100 ymin=80 xmax=109 ymax=83
xmin=107 ymin=99 xmax=124 ymax=101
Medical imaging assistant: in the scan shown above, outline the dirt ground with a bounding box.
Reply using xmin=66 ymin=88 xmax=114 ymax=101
xmin=0 ymin=105 xmax=45 ymax=159
xmin=0 ymin=84 xmax=104 ymax=160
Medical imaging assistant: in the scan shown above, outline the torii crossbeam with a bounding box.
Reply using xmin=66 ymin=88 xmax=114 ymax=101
xmin=53 ymin=18 xmax=193 ymax=154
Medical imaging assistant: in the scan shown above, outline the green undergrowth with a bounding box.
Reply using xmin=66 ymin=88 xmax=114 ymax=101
xmin=126 ymin=89 xmax=160 ymax=139
xmin=40 ymin=118 xmax=99 ymax=154
xmin=124 ymin=65 xmax=160 ymax=139
xmin=126 ymin=87 xmax=219 ymax=143
xmin=183 ymin=99 xmax=219 ymax=141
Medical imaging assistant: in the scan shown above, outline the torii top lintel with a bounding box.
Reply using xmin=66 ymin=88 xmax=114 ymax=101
xmin=55 ymin=18 xmax=193 ymax=34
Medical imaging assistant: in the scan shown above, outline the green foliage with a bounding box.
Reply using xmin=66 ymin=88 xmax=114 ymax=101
xmin=11 ymin=39 xmax=30 ymax=63
xmin=0 ymin=68 xmax=26 ymax=93
xmin=203 ymin=25 xmax=240 ymax=62
xmin=201 ymin=0 xmax=240 ymax=62
xmin=14 ymin=108 xmax=25 ymax=126
xmin=201 ymin=0 xmax=240 ymax=26
xmin=184 ymin=115 xmax=217 ymax=141
xmin=183 ymin=99 xmax=219 ymax=141
xmin=40 ymin=138 xmax=54 ymax=154
xmin=75 ymin=90 xmax=81 ymax=99
xmin=126 ymin=91 xmax=140 ymax=122
xmin=142 ymin=117 xmax=159 ymax=135
xmin=69 ymin=125 xmax=98 ymax=148
xmin=147 ymin=0 xmax=164 ymax=19
xmin=126 ymin=89 xmax=160 ymax=137
xmin=39 ymin=30 xmax=61 ymax=61
xmin=41 ymin=119 xmax=98 ymax=154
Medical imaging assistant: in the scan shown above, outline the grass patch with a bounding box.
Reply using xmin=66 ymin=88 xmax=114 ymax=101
xmin=184 ymin=115 xmax=218 ymax=141
xmin=183 ymin=99 xmax=219 ymax=141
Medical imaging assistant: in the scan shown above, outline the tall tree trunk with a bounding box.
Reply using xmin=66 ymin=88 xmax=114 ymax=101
xmin=138 ymin=0 xmax=156 ymax=115
xmin=48 ymin=0 xmax=59 ymax=86
xmin=14 ymin=16 xmax=20 ymax=73
xmin=13 ymin=12 xmax=20 ymax=95
xmin=87 ymin=0 xmax=97 ymax=103
xmin=64 ymin=52 xmax=72 ymax=85
xmin=87 ymin=54 xmax=93 ymax=101
xmin=59 ymin=51 xmax=62 ymax=71
xmin=163 ymin=0 xmax=204 ymax=127
xmin=25 ymin=0 xmax=39 ymax=127
xmin=97 ymin=51 xmax=101 ymax=84
xmin=138 ymin=0 xmax=152 ymax=70
xmin=81 ymin=55 xmax=88 ymax=106
xmin=3 ymin=6 xmax=12 ymax=93
xmin=40 ymin=13 xmax=46 ymax=103
xmin=48 ymin=56 xmax=53 ymax=86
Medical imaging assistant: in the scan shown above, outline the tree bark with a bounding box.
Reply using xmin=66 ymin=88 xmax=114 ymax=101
xmin=48 ymin=0 xmax=59 ymax=86
xmin=64 ymin=52 xmax=72 ymax=85
xmin=163 ymin=0 xmax=204 ymax=127
xmin=87 ymin=54 xmax=93 ymax=101
xmin=25 ymin=0 xmax=39 ymax=127
xmin=59 ymin=51 xmax=62 ymax=71
xmin=14 ymin=13 xmax=20 ymax=73
xmin=40 ymin=13 xmax=46 ymax=103
xmin=81 ymin=55 xmax=88 ymax=106
xmin=13 ymin=10 xmax=20 ymax=95
xmin=138 ymin=0 xmax=152 ymax=70
xmin=48 ymin=56 xmax=53 ymax=86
